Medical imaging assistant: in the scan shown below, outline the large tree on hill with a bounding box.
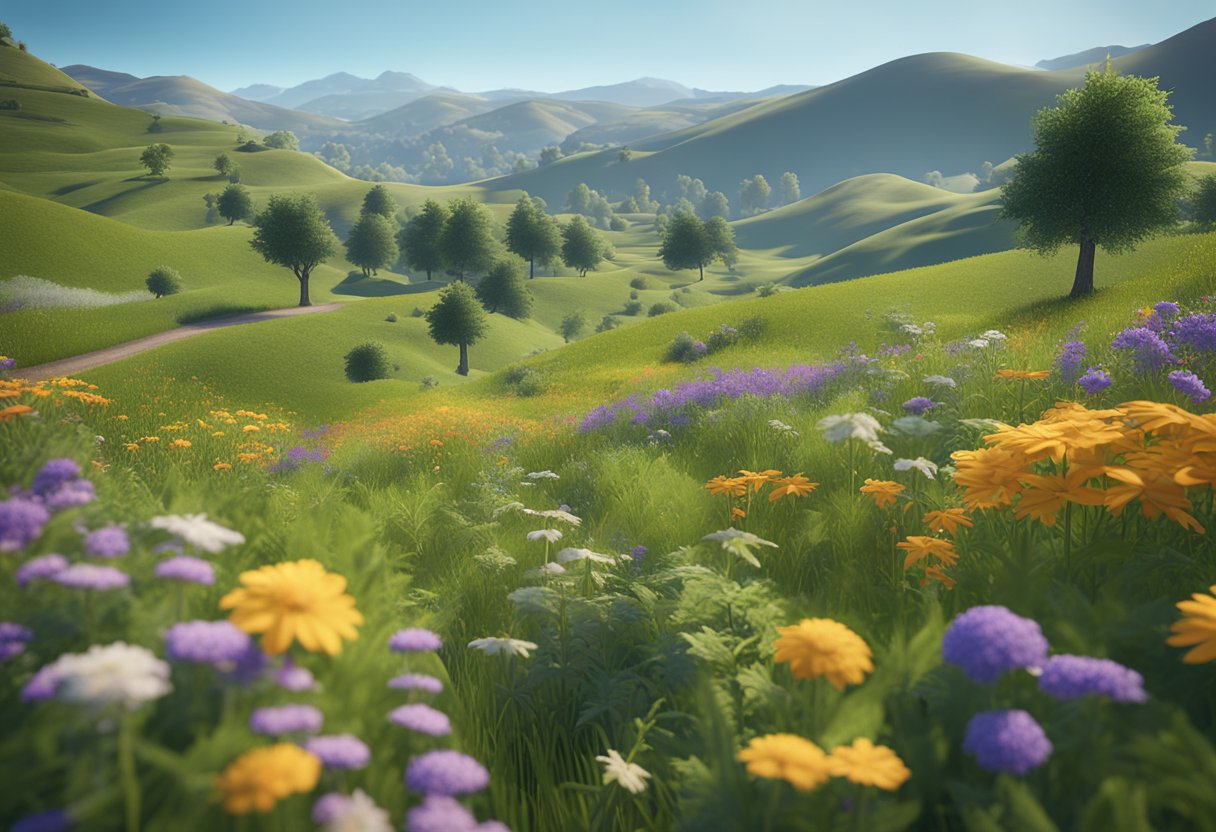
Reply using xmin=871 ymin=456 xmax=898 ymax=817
xmin=659 ymin=211 xmax=716 ymax=281
xmin=506 ymin=195 xmax=561 ymax=278
xmin=140 ymin=143 xmax=173 ymax=177
xmin=561 ymin=216 xmax=606 ymax=277
xmin=361 ymin=184 xmax=398 ymax=221
xmin=397 ymin=199 xmax=448 ymax=281
xmin=439 ymin=197 xmax=498 ymax=281
xmin=346 ymin=213 xmax=399 ymax=277
xmin=250 ymin=193 xmax=338 ymax=306
xmin=263 ymin=130 xmax=299 ymax=151
xmin=475 ymin=258 xmax=534 ymax=319
xmin=217 ymin=183 xmax=253 ymax=225
xmin=426 ymin=281 xmax=488 ymax=376
xmin=213 ymin=153 xmax=235 ymax=178
xmin=1000 ymin=66 xmax=1192 ymax=298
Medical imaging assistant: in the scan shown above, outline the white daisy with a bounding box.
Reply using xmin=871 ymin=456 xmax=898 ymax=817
xmin=52 ymin=642 xmax=171 ymax=712
xmin=467 ymin=637 xmax=539 ymax=658
xmin=556 ymin=547 xmax=615 ymax=565
xmin=148 ymin=514 xmax=244 ymax=554
xmin=527 ymin=529 xmax=563 ymax=543
xmin=596 ymin=749 xmax=651 ymax=794
xmin=894 ymin=457 xmax=939 ymax=480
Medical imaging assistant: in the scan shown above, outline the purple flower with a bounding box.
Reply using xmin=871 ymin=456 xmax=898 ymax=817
xmin=390 ymin=628 xmax=443 ymax=652
xmin=16 ymin=553 xmax=69 ymax=587
xmin=11 ymin=809 xmax=73 ymax=832
xmin=389 ymin=673 xmax=444 ymax=694
xmin=1168 ymin=370 xmax=1211 ymax=404
xmin=164 ymin=620 xmax=251 ymax=666
xmin=405 ymin=750 xmax=490 ymax=796
xmin=1170 ymin=312 xmax=1216 ymax=353
xmin=389 ymin=703 xmax=452 ymax=736
xmin=962 ymin=710 xmax=1052 ymax=775
xmin=1037 ymin=655 xmax=1147 ymax=703
xmin=43 ymin=479 xmax=96 ymax=512
xmin=250 ymin=704 xmax=324 ymax=735
xmin=406 ymin=796 xmax=478 ymax=832
xmin=305 ymin=734 xmax=371 ymax=769
xmin=52 ymin=563 xmax=129 ymax=590
xmin=0 ymin=357 xmax=15 ymax=371
xmin=31 ymin=459 xmax=81 ymax=498
xmin=1077 ymin=367 xmax=1112 ymax=396
xmin=942 ymin=605 xmax=1049 ymax=684
xmin=0 ymin=498 xmax=50 ymax=552
xmin=902 ymin=396 xmax=938 ymax=415
xmin=1054 ymin=340 xmax=1087 ymax=384
xmin=0 ymin=621 xmax=34 ymax=660
xmin=23 ymin=663 xmax=61 ymax=701
xmin=0 ymin=641 xmax=26 ymax=661
xmin=84 ymin=525 xmax=130 ymax=558
xmin=221 ymin=642 xmax=269 ymax=686
xmin=1112 ymin=327 xmax=1173 ymax=371
xmin=154 ymin=555 xmax=215 ymax=585
xmin=312 ymin=793 xmax=348 ymax=825
xmin=275 ymin=656 xmax=316 ymax=691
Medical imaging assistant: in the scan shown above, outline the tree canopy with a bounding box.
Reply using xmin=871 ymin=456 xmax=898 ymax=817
xmin=425 ymin=281 xmax=488 ymax=376
xmin=361 ymin=185 xmax=398 ymax=221
xmin=217 ymin=183 xmax=253 ymax=226
xmin=659 ymin=211 xmax=718 ymax=281
xmin=739 ymin=175 xmax=771 ymax=216
xmin=439 ymin=197 xmax=499 ymax=280
xmin=213 ymin=153 xmax=235 ymax=177
xmin=345 ymin=213 xmax=399 ymax=277
xmin=263 ymin=131 xmax=299 ymax=151
xmin=505 ymin=195 xmax=561 ymax=279
xmin=397 ymin=199 xmax=448 ymax=281
xmin=249 ymin=193 xmax=339 ymax=306
xmin=140 ymin=144 xmax=173 ymax=177
xmin=145 ymin=266 xmax=182 ymax=299
xmin=780 ymin=171 xmax=801 ymax=205
xmin=561 ymin=216 xmax=606 ymax=277
xmin=475 ymin=258 xmax=534 ymax=319
xmin=1193 ymin=173 xmax=1216 ymax=230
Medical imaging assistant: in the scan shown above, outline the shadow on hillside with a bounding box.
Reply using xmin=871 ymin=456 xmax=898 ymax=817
xmin=83 ymin=179 xmax=167 ymax=214
xmin=51 ymin=179 xmax=100 ymax=196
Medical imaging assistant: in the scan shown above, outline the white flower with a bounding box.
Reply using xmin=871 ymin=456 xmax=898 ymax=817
xmin=527 ymin=529 xmax=563 ymax=543
xmin=967 ymin=339 xmax=990 ymax=349
xmin=556 ymin=547 xmax=615 ymax=565
xmin=492 ymin=501 xmax=526 ymax=519
xmin=922 ymin=375 xmax=957 ymax=388
xmin=468 ymin=637 xmax=539 ymax=658
xmin=322 ymin=789 xmax=393 ymax=832
xmin=519 ymin=482 xmax=536 ymax=487
xmin=148 ymin=513 xmax=244 ymax=554
xmin=817 ymin=413 xmax=889 ymax=452
xmin=980 ymin=329 xmax=1007 ymax=341
xmin=894 ymin=457 xmax=939 ymax=480
xmin=526 ymin=470 xmax=560 ymax=480
xmin=522 ymin=508 xmax=582 ymax=526
xmin=52 ymin=642 xmax=171 ymax=711
xmin=596 ymin=749 xmax=651 ymax=794
xmin=768 ymin=419 xmax=799 ymax=436
xmin=535 ymin=561 xmax=567 ymax=575
xmin=900 ymin=323 xmax=923 ymax=336
xmin=701 ymin=528 xmax=777 ymax=568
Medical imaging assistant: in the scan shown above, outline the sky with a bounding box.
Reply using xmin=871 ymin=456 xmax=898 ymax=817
xmin=4 ymin=0 xmax=1213 ymax=94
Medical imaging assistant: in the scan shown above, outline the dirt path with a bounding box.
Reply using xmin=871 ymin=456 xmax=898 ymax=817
xmin=19 ymin=303 xmax=343 ymax=381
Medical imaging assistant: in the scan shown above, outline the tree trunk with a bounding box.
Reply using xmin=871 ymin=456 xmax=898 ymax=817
xmin=228 ymin=218 xmax=235 ymax=226
xmin=298 ymin=272 xmax=311 ymax=307
xmin=1071 ymin=238 xmax=1096 ymax=298
xmin=426 ymin=268 xmax=432 ymax=281
xmin=456 ymin=342 xmax=469 ymax=376
xmin=529 ymin=257 xmax=535 ymax=279
xmin=698 ymin=263 xmax=704 ymax=282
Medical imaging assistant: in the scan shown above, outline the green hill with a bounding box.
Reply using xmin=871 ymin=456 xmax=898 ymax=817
xmin=356 ymin=90 xmax=500 ymax=137
xmin=1114 ymin=16 xmax=1216 ymax=143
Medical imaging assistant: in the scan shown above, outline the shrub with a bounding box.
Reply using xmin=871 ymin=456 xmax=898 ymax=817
xmin=736 ymin=316 xmax=766 ymax=341
xmin=344 ymin=342 xmax=390 ymax=382
xmin=560 ymin=310 xmax=587 ymax=342
xmin=411 ymin=307 xmax=425 ymax=318
xmin=705 ymin=323 xmax=739 ymax=353
xmin=596 ymin=315 xmax=621 ymax=333
xmin=649 ymin=301 xmax=678 ymax=317
xmin=757 ymin=283 xmax=792 ymax=298
xmin=0 ymin=99 xmax=20 ymax=110
xmin=630 ymin=276 xmax=651 ymax=290
xmin=629 ymin=290 xmax=639 ymax=300
xmin=145 ymin=266 xmax=182 ymax=298
xmin=623 ymin=300 xmax=643 ymax=316
xmin=665 ymin=331 xmax=707 ymax=363
xmin=609 ymin=216 xmax=628 ymax=231
xmin=419 ymin=375 xmax=439 ymax=390
xmin=385 ymin=313 xmax=398 ymax=323
xmin=502 ymin=366 xmax=546 ymax=397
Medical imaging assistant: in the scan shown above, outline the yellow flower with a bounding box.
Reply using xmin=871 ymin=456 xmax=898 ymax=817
xmin=212 ymin=431 xmax=226 ymax=437
xmin=214 ymin=462 xmax=232 ymax=471
xmin=950 ymin=447 xmax=1025 ymax=509
xmin=705 ymin=475 xmax=748 ymax=497
xmin=860 ymin=479 xmax=904 ymax=509
xmin=827 ymin=738 xmax=911 ymax=790
xmin=115 ymin=414 xmax=129 ymax=421
xmin=1013 ymin=468 xmax=1107 ymax=526
xmin=141 ymin=436 xmax=160 ymax=443
xmin=1105 ymin=460 xmax=1205 ymax=534
xmin=124 ymin=443 xmax=140 ymax=452
xmin=895 ymin=536 xmax=958 ymax=571
xmin=731 ymin=507 xmax=747 ymax=520
xmin=768 ymin=474 xmax=819 ymax=501
xmin=170 ymin=439 xmax=192 ymax=449
xmin=0 ymin=404 xmax=36 ymax=421
xmin=1167 ymin=585 xmax=1216 ymax=664
xmin=773 ymin=618 xmax=874 ymax=690
xmin=215 ymin=744 xmax=321 ymax=814
xmin=995 ymin=369 xmax=1051 ymax=380
xmin=243 ymin=425 xmax=261 ymax=433
xmin=738 ymin=734 xmax=831 ymax=791
xmin=923 ymin=508 xmax=972 ymax=536
xmin=737 ymin=469 xmax=781 ymax=492
xmin=920 ymin=565 xmax=956 ymax=590
xmin=220 ymin=559 xmax=364 ymax=655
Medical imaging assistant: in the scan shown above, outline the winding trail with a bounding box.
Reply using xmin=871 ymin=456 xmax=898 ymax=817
xmin=19 ymin=303 xmax=343 ymax=381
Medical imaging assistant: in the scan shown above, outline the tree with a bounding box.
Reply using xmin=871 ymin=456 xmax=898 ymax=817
xmin=439 ymin=197 xmax=498 ymax=280
xmin=361 ymin=184 xmax=398 ymax=220
xmin=780 ymin=171 xmax=801 ymax=205
xmin=739 ymin=175 xmax=771 ymax=216
xmin=426 ymin=281 xmax=488 ymax=376
xmin=344 ymin=342 xmax=390 ymax=382
xmin=1203 ymin=133 xmax=1214 ymax=160
xmin=677 ymin=175 xmax=707 ymax=206
xmin=559 ymin=310 xmax=587 ymax=342
xmin=217 ymin=183 xmax=253 ymax=225
xmin=698 ymin=191 xmax=730 ymax=220
xmin=475 ymin=258 xmax=533 ymax=319
xmin=213 ymin=153 xmax=235 ymax=177
xmin=1000 ymin=66 xmax=1192 ymax=297
xmin=634 ymin=178 xmax=658 ymax=213
xmin=659 ymin=210 xmax=715 ymax=281
xmin=397 ymin=199 xmax=448 ymax=281
xmin=263 ymin=131 xmax=299 ymax=151
xmin=618 ymin=146 xmax=633 ymax=163
xmin=250 ymin=193 xmax=339 ymax=306
xmin=704 ymin=216 xmax=739 ymax=269
xmin=1193 ymin=174 xmax=1216 ymax=230
xmin=346 ymin=213 xmax=399 ymax=277
xmin=140 ymin=143 xmax=173 ymax=177
xmin=505 ymin=195 xmax=561 ymax=279
xmin=561 ymin=216 xmax=606 ymax=276
xmin=0 ymin=23 xmax=12 ymax=40
xmin=539 ymin=145 xmax=563 ymax=166
xmin=421 ymin=142 xmax=453 ymax=181
xmin=145 ymin=266 xmax=182 ymax=298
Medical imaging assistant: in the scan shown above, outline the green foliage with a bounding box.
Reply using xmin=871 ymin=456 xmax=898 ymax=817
xmin=144 ymin=265 xmax=182 ymax=299
xmin=780 ymin=171 xmax=801 ymax=205
xmin=212 ymin=152 xmax=234 ymax=177
xmin=659 ymin=210 xmax=715 ymax=281
xmin=617 ymin=146 xmax=633 ymax=163
xmin=262 ymin=130 xmax=299 ymax=151
xmin=249 ymin=192 xmax=339 ymax=306
xmin=630 ymin=276 xmax=651 ymax=290
xmin=739 ymin=174 xmax=771 ymax=216
xmin=699 ymin=190 xmax=730 ymax=221
xmin=439 ymin=196 xmax=498 ymax=280
xmin=595 ymin=314 xmax=621 ymax=333
xmin=561 ymin=215 xmax=606 ymax=277
xmin=505 ymin=194 xmax=561 ymax=279
xmin=139 ymin=143 xmax=173 ymax=177
xmin=397 ymin=199 xmax=448 ymax=281
xmin=565 ymin=182 xmax=617 ymax=229
xmin=623 ymin=300 xmax=643 ymax=316
xmin=559 ymin=309 xmax=587 ymax=342
xmin=705 ymin=216 xmax=739 ymax=269
xmin=539 ymin=145 xmax=563 ymax=166
xmin=0 ymin=21 xmax=12 ymax=40
xmin=425 ymin=280 xmax=488 ymax=375
xmin=475 ymin=258 xmax=534 ymax=320
xmin=360 ymin=184 xmax=398 ymax=221
xmin=501 ymin=365 xmax=546 ymax=396
xmin=345 ymin=213 xmax=399 ymax=277
xmin=216 ymin=183 xmax=252 ymax=226
xmin=665 ymin=331 xmax=704 ymax=363
xmin=343 ymin=340 xmax=391 ymax=382
xmin=648 ymin=300 xmax=678 ymax=317
xmin=1192 ymin=174 xmax=1216 ymax=230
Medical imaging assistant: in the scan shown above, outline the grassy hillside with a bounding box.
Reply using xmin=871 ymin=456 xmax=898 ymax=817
xmin=355 ymin=91 xmax=499 ymax=136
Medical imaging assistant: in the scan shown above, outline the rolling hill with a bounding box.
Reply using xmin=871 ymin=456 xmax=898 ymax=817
xmin=355 ymin=91 xmax=503 ymax=137
xmin=1035 ymin=43 xmax=1149 ymax=71
xmin=257 ymin=70 xmax=436 ymax=112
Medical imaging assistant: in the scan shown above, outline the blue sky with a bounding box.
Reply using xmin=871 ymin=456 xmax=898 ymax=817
xmin=4 ymin=0 xmax=1212 ymax=93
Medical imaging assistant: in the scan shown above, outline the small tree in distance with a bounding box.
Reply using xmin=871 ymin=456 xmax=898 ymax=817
xmin=140 ymin=143 xmax=173 ymax=177
xmin=559 ymin=310 xmax=587 ymax=343
xmin=426 ymin=281 xmax=488 ymax=376
xmin=213 ymin=153 xmax=235 ymax=178
xmin=249 ymin=193 xmax=339 ymax=306
xmin=398 ymin=199 xmax=448 ymax=281
xmin=739 ymin=175 xmax=771 ymax=216
xmin=361 ymin=185 xmax=398 ymax=221
xmin=506 ymin=194 xmax=561 ymax=279
xmin=780 ymin=171 xmax=801 ymax=205
xmin=659 ymin=211 xmax=726 ymax=281
xmin=145 ymin=266 xmax=182 ymax=298
xmin=217 ymin=183 xmax=253 ymax=226
xmin=561 ymin=216 xmax=606 ymax=277
xmin=1190 ymin=173 xmax=1216 ymax=230
xmin=263 ymin=131 xmax=299 ymax=151
xmin=475 ymin=258 xmax=534 ymax=319
xmin=439 ymin=197 xmax=498 ymax=281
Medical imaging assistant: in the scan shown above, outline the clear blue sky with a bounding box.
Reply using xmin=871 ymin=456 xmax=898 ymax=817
xmin=4 ymin=0 xmax=1212 ymax=93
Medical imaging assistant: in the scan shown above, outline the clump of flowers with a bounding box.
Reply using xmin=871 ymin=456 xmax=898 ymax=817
xmin=941 ymin=606 xmax=1049 ymax=683
xmin=773 ymin=618 xmax=873 ymax=690
xmin=215 ymin=744 xmax=322 ymax=813
xmin=962 ymin=710 xmax=1052 ymax=775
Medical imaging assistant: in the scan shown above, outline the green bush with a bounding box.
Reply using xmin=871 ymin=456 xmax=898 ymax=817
xmin=419 ymin=375 xmax=439 ymax=390
xmin=623 ymin=300 xmax=643 ymax=316
xmin=145 ymin=266 xmax=182 ymax=298
xmin=629 ymin=276 xmax=651 ymax=290
xmin=411 ymin=307 xmax=425 ymax=318
xmin=344 ymin=341 xmax=390 ymax=382
xmin=609 ymin=216 xmax=628 ymax=231
xmin=648 ymin=301 xmax=678 ymax=317
xmin=596 ymin=315 xmax=621 ymax=333
xmin=629 ymin=290 xmax=639 ymax=300
xmin=502 ymin=366 xmax=546 ymax=397
xmin=664 ymin=331 xmax=706 ymax=363
xmin=385 ymin=313 xmax=398 ymax=323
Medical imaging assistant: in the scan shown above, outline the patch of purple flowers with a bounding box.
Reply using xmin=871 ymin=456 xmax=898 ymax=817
xmin=1054 ymin=340 xmax=1087 ymax=384
xmin=962 ymin=710 xmax=1052 ymax=775
xmin=11 ymin=808 xmax=73 ymax=832
xmin=250 ymin=703 xmax=324 ymax=735
xmin=1112 ymin=327 xmax=1173 ymax=371
xmin=1037 ymin=655 xmax=1147 ymax=703
xmin=0 ymin=498 xmax=50 ymax=552
xmin=16 ymin=553 xmax=69 ymax=587
xmin=164 ymin=620 xmax=251 ymax=666
xmin=0 ymin=621 xmax=34 ymax=661
xmin=51 ymin=563 xmax=129 ymax=590
xmin=23 ymin=663 xmax=61 ymax=701
xmin=942 ymin=605 xmax=1049 ymax=684
xmin=388 ymin=673 xmax=444 ymax=694
xmin=902 ymin=396 xmax=938 ymax=416
xmin=31 ymin=459 xmax=81 ymax=498
xmin=305 ymin=734 xmax=371 ymax=769
xmin=1168 ymin=370 xmax=1211 ymax=404
xmin=390 ymin=627 xmax=443 ymax=652
xmin=312 ymin=793 xmax=348 ymax=825
xmin=405 ymin=750 xmax=490 ymax=796
xmin=1077 ymin=367 xmax=1112 ymax=396
xmin=275 ymin=656 xmax=316 ymax=691
xmin=389 ymin=703 xmax=452 ymax=736
xmin=1169 ymin=312 xmax=1216 ymax=353
xmin=154 ymin=555 xmax=215 ymax=585
xmin=405 ymin=796 xmax=478 ymax=832
xmin=84 ymin=525 xmax=129 ymax=558
xmin=268 ymin=445 xmax=329 ymax=474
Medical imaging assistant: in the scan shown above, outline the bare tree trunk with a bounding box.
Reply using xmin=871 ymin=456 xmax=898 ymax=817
xmin=298 ymin=272 xmax=311 ymax=307
xmin=457 ymin=342 xmax=469 ymax=376
xmin=698 ymin=263 xmax=704 ymax=282
xmin=1070 ymin=238 xmax=1096 ymax=298
xmin=529 ymin=257 xmax=535 ymax=279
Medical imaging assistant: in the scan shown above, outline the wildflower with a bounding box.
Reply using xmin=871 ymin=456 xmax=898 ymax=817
xmin=164 ymin=620 xmax=252 ymax=667
xmin=389 ymin=703 xmax=452 ymax=736
xmin=405 ymin=750 xmax=490 ymax=796
xmin=923 ymin=508 xmax=973 ymax=536
xmin=214 ymin=463 xmax=232 ymax=471
xmin=22 ymin=663 xmax=62 ymax=702
xmin=941 ymin=606 xmax=1049 ymax=683
xmin=737 ymin=469 xmax=781 ymax=491
xmin=922 ymin=375 xmax=956 ymax=388
xmin=31 ymin=459 xmax=81 ymax=498
xmin=526 ymin=470 xmax=559 ymax=480
xmin=818 ymin=413 xmax=890 ymax=453
xmin=1167 ymin=584 xmax=1216 ymax=663
xmin=50 ymin=642 xmax=171 ymax=711
xmin=860 ymin=479 xmax=904 ymax=509
xmin=220 ymin=559 xmax=364 ymax=656
xmin=0 ymin=622 xmax=33 ymax=661
xmin=250 ymin=704 xmax=324 ymax=735
xmin=0 ymin=404 xmax=37 ymax=422
xmin=154 ymin=555 xmax=215 ymax=585
xmin=468 ymin=637 xmax=539 ymax=658
xmin=556 ymin=547 xmax=615 ymax=565
xmin=273 ymin=655 xmax=316 ymax=691
xmin=83 ymin=525 xmax=129 ymax=558
xmin=1037 ymin=655 xmax=1146 ymax=703
xmin=737 ymin=734 xmax=831 ymax=791
xmin=1014 ymin=469 xmax=1108 ymax=526
xmin=1055 ymin=340 xmax=1087 ymax=383
xmin=596 ymin=749 xmax=651 ymax=794
xmin=149 ymin=513 xmax=245 ymax=553
xmin=0 ymin=498 xmax=50 ymax=551
xmin=768 ymin=474 xmax=818 ymax=500
xmin=169 ymin=438 xmax=192 ymax=449
xmin=1168 ymin=370 xmax=1211 ymax=404
xmin=1170 ymin=312 xmax=1216 ymax=352
xmin=405 ymin=796 xmax=478 ymax=832
xmin=390 ymin=628 xmax=443 ymax=652
xmin=10 ymin=809 xmax=73 ymax=832
xmin=962 ymin=710 xmax=1052 ymax=775
xmin=902 ymin=397 xmax=938 ymax=415
xmin=215 ymin=743 xmax=322 ymax=813
xmin=769 ymin=419 xmax=800 ymax=436
xmin=1112 ymin=327 xmax=1173 ymax=370
xmin=16 ymin=553 xmax=69 ymax=586
xmin=827 ymin=738 xmax=911 ymax=790
xmin=1104 ymin=464 xmax=1205 ymax=534
xmin=526 ymin=529 xmax=562 ymax=543
xmin=896 ymin=536 xmax=957 ymax=570
xmin=894 ymin=457 xmax=938 ymax=480
xmin=312 ymin=790 xmax=391 ymax=832
xmin=773 ymin=618 xmax=873 ymax=689
xmin=921 ymin=565 xmax=956 ymax=589
xmin=522 ymin=507 xmax=582 ymax=526
xmin=705 ymin=475 xmax=747 ymax=497
xmin=52 ymin=564 xmax=129 ymax=590
xmin=389 ymin=673 xmax=444 ymax=694
xmin=995 ymin=369 xmax=1050 ymax=380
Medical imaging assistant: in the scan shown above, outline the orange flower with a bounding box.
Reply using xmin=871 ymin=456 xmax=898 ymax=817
xmin=769 ymin=474 xmax=819 ymax=501
xmin=1013 ymin=468 xmax=1107 ymax=526
xmin=895 ymin=536 xmax=958 ymax=571
xmin=731 ymin=507 xmax=747 ymax=520
xmin=706 ymin=475 xmax=748 ymax=497
xmin=170 ymin=439 xmax=192 ymax=449
xmin=950 ymin=447 xmax=1025 ymax=509
xmin=920 ymin=566 xmax=956 ymax=590
xmin=773 ymin=618 xmax=874 ymax=690
xmin=860 ymin=479 xmax=904 ymax=509
xmin=923 ymin=508 xmax=972 ymax=536
xmin=0 ymin=404 xmax=35 ymax=421
xmin=737 ymin=469 xmax=781 ymax=492
xmin=214 ymin=462 xmax=232 ymax=471
xmin=1167 ymin=584 xmax=1216 ymax=664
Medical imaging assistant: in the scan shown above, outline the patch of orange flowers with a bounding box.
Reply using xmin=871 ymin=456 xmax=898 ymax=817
xmin=705 ymin=470 xmax=819 ymax=524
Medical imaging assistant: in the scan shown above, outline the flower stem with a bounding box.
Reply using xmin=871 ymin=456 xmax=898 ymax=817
xmin=119 ymin=715 xmax=141 ymax=832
